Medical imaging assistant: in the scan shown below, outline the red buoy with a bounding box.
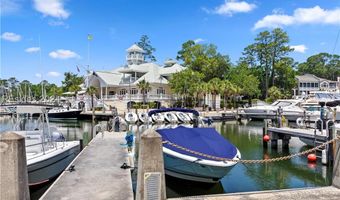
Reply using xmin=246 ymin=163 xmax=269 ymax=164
xmin=263 ymin=135 xmax=270 ymax=142
xmin=307 ymin=153 xmax=317 ymax=162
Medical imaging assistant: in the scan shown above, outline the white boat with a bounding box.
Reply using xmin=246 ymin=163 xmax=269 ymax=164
xmin=242 ymin=99 xmax=304 ymax=121
xmin=163 ymin=112 xmax=178 ymax=123
xmin=138 ymin=112 xmax=153 ymax=124
xmin=151 ymin=113 xmax=165 ymax=123
xmin=48 ymin=107 xmax=82 ymax=119
xmin=150 ymin=108 xmax=241 ymax=183
xmin=11 ymin=105 xmax=79 ymax=186
xmin=125 ymin=112 xmax=138 ymax=124
xmin=175 ymin=112 xmax=191 ymax=123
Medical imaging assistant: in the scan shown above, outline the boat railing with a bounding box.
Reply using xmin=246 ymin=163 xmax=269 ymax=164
xmin=25 ymin=139 xmax=65 ymax=156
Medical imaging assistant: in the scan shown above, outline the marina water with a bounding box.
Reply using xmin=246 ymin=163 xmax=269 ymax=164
xmin=0 ymin=117 xmax=333 ymax=199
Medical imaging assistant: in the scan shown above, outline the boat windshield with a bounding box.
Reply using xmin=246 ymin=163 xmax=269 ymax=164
xmin=303 ymin=106 xmax=320 ymax=111
xmin=315 ymin=93 xmax=333 ymax=99
xmin=271 ymin=101 xmax=293 ymax=107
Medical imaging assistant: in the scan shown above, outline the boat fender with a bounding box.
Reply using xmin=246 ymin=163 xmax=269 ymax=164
xmin=296 ymin=117 xmax=304 ymax=127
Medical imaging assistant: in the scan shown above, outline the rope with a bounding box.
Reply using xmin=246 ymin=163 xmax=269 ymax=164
xmin=162 ymin=136 xmax=340 ymax=164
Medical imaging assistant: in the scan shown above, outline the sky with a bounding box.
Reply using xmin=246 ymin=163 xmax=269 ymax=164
xmin=1 ymin=0 xmax=340 ymax=85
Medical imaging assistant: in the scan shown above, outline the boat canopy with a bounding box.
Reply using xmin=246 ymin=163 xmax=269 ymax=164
xmin=157 ymin=126 xmax=237 ymax=161
xmin=148 ymin=108 xmax=199 ymax=117
xmin=326 ymin=100 xmax=340 ymax=107
xmin=16 ymin=106 xmax=47 ymax=114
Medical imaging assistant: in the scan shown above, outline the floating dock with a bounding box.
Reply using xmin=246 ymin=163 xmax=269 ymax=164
xmin=40 ymin=131 xmax=133 ymax=200
xmin=268 ymin=127 xmax=328 ymax=142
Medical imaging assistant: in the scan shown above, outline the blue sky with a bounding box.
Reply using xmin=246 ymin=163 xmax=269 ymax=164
xmin=1 ymin=0 xmax=340 ymax=85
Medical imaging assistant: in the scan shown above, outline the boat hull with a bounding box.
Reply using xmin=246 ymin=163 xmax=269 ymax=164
xmin=27 ymin=143 xmax=79 ymax=185
xmin=163 ymin=152 xmax=234 ymax=183
xmin=48 ymin=110 xmax=82 ymax=119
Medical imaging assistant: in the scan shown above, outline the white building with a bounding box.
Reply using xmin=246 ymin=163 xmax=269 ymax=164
xmin=296 ymin=74 xmax=339 ymax=95
xmin=87 ymin=44 xmax=185 ymax=109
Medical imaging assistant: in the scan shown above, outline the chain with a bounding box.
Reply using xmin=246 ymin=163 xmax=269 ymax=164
xmin=162 ymin=136 xmax=340 ymax=164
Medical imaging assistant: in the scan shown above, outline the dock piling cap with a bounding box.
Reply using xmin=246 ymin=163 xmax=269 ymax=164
xmin=0 ymin=132 xmax=25 ymax=141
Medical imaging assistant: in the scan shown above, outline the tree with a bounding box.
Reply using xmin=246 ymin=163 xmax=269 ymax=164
xmin=228 ymin=62 xmax=260 ymax=103
xmin=177 ymin=40 xmax=232 ymax=81
xmin=297 ymin=53 xmax=340 ymax=80
xmin=168 ymin=69 xmax=203 ymax=107
xmin=266 ymin=86 xmax=283 ymax=103
xmin=242 ymin=28 xmax=292 ymax=98
xmin=137 ymin=79 xmax=151 ymax=105
xmin=274 ymin=57 xmax=297 ymax=95
xmin=62 ymin=72 xmax=84 ymax=92
xmin=208 ymin=78 xmax=222 ymax=110
xmin=137 ymin=35 xmax=156 ymax=62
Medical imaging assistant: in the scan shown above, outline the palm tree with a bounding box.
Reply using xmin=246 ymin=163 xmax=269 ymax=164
xmin=208 ymin=78 xmax=222 ymax=110
xmin=220 ymin=80 xmax=233 ymax=110
xmin=137 ymin=79 xmax=151 ymax=106
xmin=198 ymin=82 xmax=209 ymax=111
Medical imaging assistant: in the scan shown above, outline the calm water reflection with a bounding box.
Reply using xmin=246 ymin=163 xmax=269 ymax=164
xmin=0 ymin=117 xmax=333 ymax=198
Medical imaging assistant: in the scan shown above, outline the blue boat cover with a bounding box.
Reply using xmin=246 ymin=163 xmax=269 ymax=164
xmin=157 ymin=126 xmax=237 ymax=161
xmin=148 ymin=108 xmax=199 ymax=117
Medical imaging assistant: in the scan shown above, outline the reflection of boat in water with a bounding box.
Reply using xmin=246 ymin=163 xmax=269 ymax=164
xmin=10 ymin=106 xmax=80 ymax=186
xmin=149 ymin=108 xmax=241 ymax=183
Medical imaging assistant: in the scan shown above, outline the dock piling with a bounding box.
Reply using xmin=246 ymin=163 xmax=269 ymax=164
xmin=136 ymin=129 xmax=166 ymax=200
xmin=0 ymin=132 xmax=30 ymax=200
xmin=332 ymin=130 xmax=340 ymax=188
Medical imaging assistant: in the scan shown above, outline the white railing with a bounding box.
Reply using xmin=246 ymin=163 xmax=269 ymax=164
xmin=103 ymin=94 xmax=171 ymax=101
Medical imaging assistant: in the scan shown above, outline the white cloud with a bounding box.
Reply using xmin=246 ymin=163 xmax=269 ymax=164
xmin=49 ymin=49 xmax=79 ymax=59
xmin=25 ymin=47 xmax=41 ymax=53
xmin=254 ymin=6 xmax=340 ymax=30
xmin=33 ymin=0 xmax=70 ymax=19
xmin=1 ymin=0 xmax=22 ymax=15
xmin=291 ymin=45 xmax=308 ymax=53
xmin=212 ymin=0 xmax=256 ymax=16
xmin=35 ymin=73 xmax=42 ymax=78
xmin=194 ymin=38 xmax=205 ymax=43
xmin=1 ymin=32 xmax=22 ymax=42
xmin=47 ymin=71 xmax=61 ymax=77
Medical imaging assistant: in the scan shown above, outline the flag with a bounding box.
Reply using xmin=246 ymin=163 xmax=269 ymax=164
xmin=77 ymin=66 xmax=80 ymax=72
xmin=87 ymin=34 xmax=93 ymax=40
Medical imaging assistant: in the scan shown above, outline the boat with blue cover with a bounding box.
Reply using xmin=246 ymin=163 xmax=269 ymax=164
xmin=149 ymin=108 xmax=241 ymax=183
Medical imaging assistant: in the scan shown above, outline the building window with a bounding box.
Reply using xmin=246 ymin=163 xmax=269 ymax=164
xmin=300 ymin=83 xmax=302 ymax=87
xmin=109 ymin=91 xmax=116 ymax=95
xmin=129 ymin=88 xmax=138 ymax=95
xmin=307 ymin=83 xmax=311 ymax=87
xmin=119 ymin=89 xmax=127 ymax=95
xmin=157 ymin=87 xmax=165 ymax=94
xmin=303 ymin=83 xmax=306 ymax=87
xmin=311 ymin=83 xmax=314 ymax=88
xmin=321 ymin=82 xmax=328 ymax=88
xmin=315 ymin=83 xmax=319 ymax=88
xmin=330 ymin=83 xmax=336 ymax=88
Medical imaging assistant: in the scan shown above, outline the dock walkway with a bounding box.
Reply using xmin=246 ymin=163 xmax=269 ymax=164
xmin=41 ymin=131 xmax=133 ymax=200
xmin=268 ymin=127 xmax=327 ymax=141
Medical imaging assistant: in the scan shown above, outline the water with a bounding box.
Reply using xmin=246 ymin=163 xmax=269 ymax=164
xmin=0 ymin=117 xmax=333 ymax=198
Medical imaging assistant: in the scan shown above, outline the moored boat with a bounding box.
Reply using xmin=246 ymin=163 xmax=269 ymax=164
xmin=125 ymin=112 xmax=138 ymax=124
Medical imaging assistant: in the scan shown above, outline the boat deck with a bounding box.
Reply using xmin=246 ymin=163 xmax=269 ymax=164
xmin=268 ymin=127 xmax=328 ymax=141
xmin=41 ymin=131 xmax=134 ymax=200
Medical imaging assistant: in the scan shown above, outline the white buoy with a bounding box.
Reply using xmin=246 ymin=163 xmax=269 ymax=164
xmin=322 ymin=149 xmax=327 ymax=165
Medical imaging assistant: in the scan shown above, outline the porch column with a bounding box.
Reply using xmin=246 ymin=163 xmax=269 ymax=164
xmin=100 ymin=87 xmax=103 ymax=100
xmin=105 ymin=86 xmax=108 ymax=100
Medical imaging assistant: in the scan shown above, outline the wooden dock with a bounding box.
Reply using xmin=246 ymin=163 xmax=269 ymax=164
xmin=268 ymin=127 xmax=328 ymax=142
xmin=40 ymin=131 xmax=134 ymax=200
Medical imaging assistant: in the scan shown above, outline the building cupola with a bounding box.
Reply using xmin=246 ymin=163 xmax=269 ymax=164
xmin=126 ymin=44 xmax=145 ymax=65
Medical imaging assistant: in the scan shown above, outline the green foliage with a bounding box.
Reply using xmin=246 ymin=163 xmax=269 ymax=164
xmin=86 ymin=86 xmax=97 ymax=95
xmin=137 ymin=79 xmax=151 ymax=104
xmin=242 ymin=28 xmax=293 ymax=98
xmin=176 ymin=41 xmax=232 ymax=81
xmin=266 ymin=86 xmax=283 ymax=103
xmin=228 ymin=62 xmax=260 ymax=98
xmin=297 ymin=53 xmax=340 ymax=80
xmin=62 ymin=72 xmax=84 ymax=93
xmin=137 ymin=35 xmax=156 ymax=62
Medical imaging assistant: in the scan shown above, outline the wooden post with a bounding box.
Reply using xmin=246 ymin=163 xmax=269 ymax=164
xmin=136 ymin=129 xmax=166 ymax=200
xmin=263 ymin=120 xmax=268 ymax=148
xmin=79 ymin=139 xmax=84 ymax=151
xmin=332 ymin=130 xmax=340 ymax=188
xmin=0 ymin=132 xmax=30 ymax=200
